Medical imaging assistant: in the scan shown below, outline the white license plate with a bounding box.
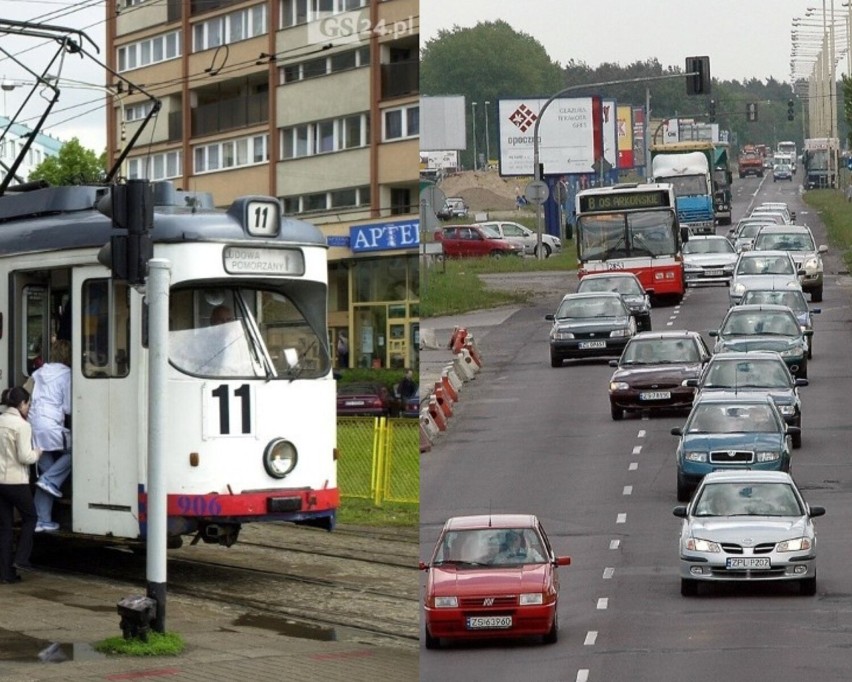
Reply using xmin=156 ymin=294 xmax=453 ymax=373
xmin=640 ymin=391 xmax=671 ymax=400
xmin=703 ymin=269 xmax=724 ymax=276
xmin=578 ymin=340 xmax=607 ymax=349
xmin=726 ymin=557 xmax=770 ymax=570
xmin=345 ymin=400 xmax=365 ymax=406
xmin=466 ymin=616 xmax=512 ymax=630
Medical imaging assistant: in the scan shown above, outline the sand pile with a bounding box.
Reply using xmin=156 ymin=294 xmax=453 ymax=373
xmin=437 ymin=170 xmax=531 ymax=212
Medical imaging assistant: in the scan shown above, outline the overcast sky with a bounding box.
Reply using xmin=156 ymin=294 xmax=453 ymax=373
xmin=0 ymin=2 xmax=107 ymax=153
xmin=421 ymin=0 xmax=834 ymax=84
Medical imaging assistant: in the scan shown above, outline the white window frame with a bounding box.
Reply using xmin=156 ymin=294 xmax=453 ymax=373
xmin=118 ymin=30 xmax=182 ymax=73
xmin=383 ymin=104 xmax=419 ymax=141
xmin=193 ymin=134 xmax=269 ymax=174
xmin=127 ymin=150 xmax=183 ymax=181
xmin=193 ymin=5 xmax=268 ymax=53
xmin=280 ymin=113 xmax=368 ymax=159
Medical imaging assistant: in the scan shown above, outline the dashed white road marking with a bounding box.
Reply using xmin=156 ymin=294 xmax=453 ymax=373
xmin=616 ymin=513 xmax=627 ymax=524
xmin=623 ymin=485 xmax=633 ymax=495
xmin=603 ymin=567 xmax=615 ymax=579
xmin=629 ymin=462 xmax=638 ymax=470
xmin=637 ymin=429 xmax=646 ymax=438
xmin=584 ymin=631 xmax=598 ymax=646
xmin=576 ymin=671 xmax=590 ymax=682
xmin=610 ymin=539 xmax=620 ymax=550
xmin=632 ymin=445 xmax=642 ymax=455
xmin=597 ymin=597 xmax=609 ymax=610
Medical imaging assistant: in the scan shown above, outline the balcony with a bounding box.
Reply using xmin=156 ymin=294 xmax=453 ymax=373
xmin=381 ymin=60 xmax=418 ymax=100
xmin=190 ymin=0 xmax=242 ymax=17
xmin=167 ymin=111 xmax=183 ymax=142
xmin=191 ymin=91 xmax=268 ymax=138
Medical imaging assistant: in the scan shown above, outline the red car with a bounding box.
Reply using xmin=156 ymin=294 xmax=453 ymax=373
xmin=434 ymin=224 xmax=523 ymax=258
xmin=419 ymin=514 xmax=570 ymax=649
xmin=336 ymin=382 xmax=397 ymax=417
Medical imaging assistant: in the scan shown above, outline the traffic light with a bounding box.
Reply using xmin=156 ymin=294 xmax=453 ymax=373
xmin=708 ymin=98 xmax=716 ymax=123
xmin=746 ymin=102 xmax=758 ymax=122
xmin=787 ymin=99 xmax=795 ymax=121
xmin=685 ymin=56 xmax=711 ymax=95
xmin=96 ymin=179 xmax=154 ymax=285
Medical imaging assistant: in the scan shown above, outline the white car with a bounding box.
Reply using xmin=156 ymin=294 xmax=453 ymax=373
xmin=479 ymin=220 xmax=562 ymax=258
xmin=752 ymin=224 xmax=827 ymax=302
xmin=729 ymin=250 xmax=804 ymax=305
xmin=682 ymin=235 xmax=738 ymax=286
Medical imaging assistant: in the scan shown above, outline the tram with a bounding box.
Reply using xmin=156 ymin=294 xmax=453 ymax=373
xmin=0 ymin=181 xmax=338 ymax=547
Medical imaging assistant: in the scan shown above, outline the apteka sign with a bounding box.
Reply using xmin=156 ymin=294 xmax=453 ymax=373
xmin=350 ymin=219 xmax=419 ymax=253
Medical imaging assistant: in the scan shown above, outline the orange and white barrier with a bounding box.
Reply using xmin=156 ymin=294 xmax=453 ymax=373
xmin=427 ymin=396 xmax=448 ymax=431
xmin=433 ymin=384 xmax=454 ymax=419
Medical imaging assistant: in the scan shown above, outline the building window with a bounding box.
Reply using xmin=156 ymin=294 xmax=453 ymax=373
xmin=279 ymin=46 xmax=369 ymax=84
xmin=117 ymin=30 xmax=182 ymax=73
xmin=280 ymin=113 xmax=368 ymax=159
xmin=193 ymin=5 xmax=267 ymax=52
xmin=281 ymin=0 xmax=368 ymax=28
xmin=390 ymin=188 xmax=412 ymax=215
xmin=193 ymin=134 xmax=268 ymax=174
xmin=282 ymin=185 xmax=370 ymax=215
xmin=128 ymin=151 xmax=183 ymax=181
xmin=124 ymin=102 xmax=154 ymax=123
xmin=383 ymin=104 xmax=418 ymax=141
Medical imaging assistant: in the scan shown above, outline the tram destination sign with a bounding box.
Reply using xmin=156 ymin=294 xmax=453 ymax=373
xmin=223 ymin=246 xmax=305 ymax=275
xmin=579 ymin=189 xmax=671 ymax=213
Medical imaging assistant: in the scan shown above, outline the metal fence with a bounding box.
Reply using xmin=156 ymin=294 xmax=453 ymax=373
xmin=337 ymin=417 xmax=419 ymax=505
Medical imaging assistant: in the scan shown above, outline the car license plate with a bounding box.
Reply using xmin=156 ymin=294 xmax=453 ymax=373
xmin=704 ymin=269 xmax=724 ymax=276
xmin=726 ymin=557 xmax=770 ymax=570
xmin=466 ymin=616 xmax=512 ymax=630
xmin=345 ymin=400 xmax=365 ymax=406
xmin=640 ymin=391 xmax=671 ymax=400
xmin=578 ymin=341 xmax=607 ymax=349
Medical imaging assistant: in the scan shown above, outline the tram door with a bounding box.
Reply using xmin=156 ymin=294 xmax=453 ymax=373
xmin=71 ymin=266 xmax=141 ymax=538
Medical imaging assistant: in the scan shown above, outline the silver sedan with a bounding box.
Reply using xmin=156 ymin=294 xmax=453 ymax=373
xmin=673 ymin=471 xmax=825 ymax=596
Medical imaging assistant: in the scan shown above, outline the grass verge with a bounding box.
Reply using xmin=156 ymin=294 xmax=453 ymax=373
xmin=94 ymin=631 xmax=185 ymax=656
xmin=802 ymin=188 xmax=852 ymax=271
xmin=338 ymin=497 xmax=418 ymax=527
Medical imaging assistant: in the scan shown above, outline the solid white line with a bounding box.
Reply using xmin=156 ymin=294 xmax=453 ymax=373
xmin=623 ymin=485 xmax=633 ymax=495
xmin=616 ymin=513 xmax=627 ymax=524
xmin=629 ymin=462 xmax=638 ymax=470
xmin=610 ymin=539 xmax=620 ymax=549
xmin=576 ymin=671 xmax=590 ymax=682
xmin=584 ymin=631 xmax=598 ymax=645
xmin=637 ymin=429 xmax=646 ymax=438
xmin=632 ymin=445 xmax=642 ymax=455
xmin=603 ymin=567 xmax=615 ymax=579
xmin=666 ymin=320 xmax=674 ymax=326
xmin=597 ymin=597 xmax=608 ymax=609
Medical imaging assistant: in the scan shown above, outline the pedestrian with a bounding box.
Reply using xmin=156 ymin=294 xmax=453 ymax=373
xmin=337 ymin=331 xmax=349 ymax=369
xmin=398 ymin=368 xmax=418 ymax=401
xmin=29 ymin=338 xmax=72 ymax=533
xmin=0 ymin=386 xmax=41 ymax=582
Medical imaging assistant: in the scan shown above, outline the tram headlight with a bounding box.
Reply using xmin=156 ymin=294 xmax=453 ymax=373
xmin=263 ymin=439 xmax=298 ymax=478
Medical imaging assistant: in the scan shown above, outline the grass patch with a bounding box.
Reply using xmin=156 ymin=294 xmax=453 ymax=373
xmin=338 ymin=497 xmax=418 ymax=527
xmin=94 ymin=631 xmax=185 ymax=656
xmin=801 ymin=188 xmax=852 ymax=271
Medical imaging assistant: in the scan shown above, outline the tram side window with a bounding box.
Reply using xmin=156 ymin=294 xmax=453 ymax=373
xmin=82 ymin=279 xmax=130 ymax=378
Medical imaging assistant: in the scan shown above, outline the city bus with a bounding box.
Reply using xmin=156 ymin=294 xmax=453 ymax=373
xmin=575 ymin=183 xmax=688 ymax=304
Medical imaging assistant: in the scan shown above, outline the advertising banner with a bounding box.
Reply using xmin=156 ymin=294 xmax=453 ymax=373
xmin=617 ymin=104 xmax=634 ymax=168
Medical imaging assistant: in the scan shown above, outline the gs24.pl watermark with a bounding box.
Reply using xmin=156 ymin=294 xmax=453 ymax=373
xmin=307 ymin=13 xmax=416 ymax=45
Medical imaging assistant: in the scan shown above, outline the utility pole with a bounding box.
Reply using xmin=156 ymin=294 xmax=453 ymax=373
xmin=471 ymin=101 xmax=478 ymax=171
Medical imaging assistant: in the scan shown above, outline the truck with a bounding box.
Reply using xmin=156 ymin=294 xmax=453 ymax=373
xmin=737 ymin=145 xmax=764 ymax=178
xmin=803 ymin=137 xmax=839 ymax=189
xmin=777 ymin=141 xmax=797 ymax=172
xmin=650 ymin=142 xmax=716 ymax=234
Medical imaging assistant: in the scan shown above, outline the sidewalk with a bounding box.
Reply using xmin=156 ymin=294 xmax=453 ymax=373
xmin=0 ymin=569 xmax=416 ymax=681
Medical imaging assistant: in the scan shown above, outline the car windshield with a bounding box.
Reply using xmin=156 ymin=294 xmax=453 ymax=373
xmin=702 ymin=360 xmax=792 ymax=388
xmin=753 ymin=234 xmax=815 ymax=251
xmin=556 ymin=297 xmax=625 ymax=319
xmin=737 ymin=223 xmax=766 ymax=239
xmin=683 ymin=239 xmax=735 ymax=255
xmin=736 ymin=255 xmax=796 ymax=275
xmin=433 ymin=528 xmax=548 ymax=566
xmin=692 ymin=482 xmax=804 ymax=517
xmin=579 ymin=277 xmax=642 ymax=295
xmin=721 ymin=311 xmax=800 ymax=336
xmin=687 ymin=403 xmax=779 ymax=433
xmin=741 ymin=291 xmax=807 ymax=312
xmin=623 ymin=338 xmax=699 ymax=364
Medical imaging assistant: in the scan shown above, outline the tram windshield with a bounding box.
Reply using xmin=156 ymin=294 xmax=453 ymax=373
xmin=169 ymin=286 xmax=330 ymax=379
xmin=578 ymin=210 xmax=677 ymax=261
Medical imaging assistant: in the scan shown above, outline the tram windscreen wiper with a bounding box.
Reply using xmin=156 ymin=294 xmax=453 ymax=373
xmin=286 ymin=338 xmax=318 ymax=382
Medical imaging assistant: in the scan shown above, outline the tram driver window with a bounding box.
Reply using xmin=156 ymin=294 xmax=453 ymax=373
xmin=82 ymin=279 xmax=131 ymax=378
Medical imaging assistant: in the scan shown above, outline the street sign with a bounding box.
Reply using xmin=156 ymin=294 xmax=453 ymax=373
xmin=525 ymin=180 xmax=550 ymax=205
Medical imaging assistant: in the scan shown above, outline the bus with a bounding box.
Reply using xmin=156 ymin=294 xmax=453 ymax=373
xmin=0 ymin=181 xmax=338 ymax=548
xmin=575 ymin=183 xmax=688 ymax=303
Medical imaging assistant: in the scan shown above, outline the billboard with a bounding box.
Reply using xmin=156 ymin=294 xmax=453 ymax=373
xmin=617 ymin=104 xmax=634 ymax=168
xmin=632 ymin=106 xmax=645 ymax=170
xmin=602 ymin=99 xmax=618 ymax=172
xmin=497 ymin=97 xmax=601 ymax=176
xmin=420 ymin=96 xmax=467 ymax=151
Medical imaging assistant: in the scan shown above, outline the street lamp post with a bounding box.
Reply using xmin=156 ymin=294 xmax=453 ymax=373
xmin=471 ymin=101 xmax=478 ymax=172
xmin=484 ymin=100 xmax=491 ymax=169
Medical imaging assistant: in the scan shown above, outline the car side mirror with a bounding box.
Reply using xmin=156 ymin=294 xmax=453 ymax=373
xmin=680 ymin=226 xmax=690 ymax=243
xmin=685 ymin=378 xmax=699 ymax=387
xmin=609 ymin=359 xmax=618 ymax=367
xmin=545 ymin=314 xmax=555 ymax=321
xmin=672 ymin=506 xmax=688 ymax=518
xmin=797 ymin=269 xmax=806 ymax=277
xmin=787 ymin=425 xmax=801 ymax=436
xmin=811 ymin=308 xmax=821 ymax=314
xmin=708 ymin=330 xmax=718 ymax=337
xmin=555 ymin=556 xmax=571 ymax=567
xmin=818 ymin=244 xmax=828 ymax=253
xmin=809 ymin=506 xmax=826 ymax=518
xmin=671 ymin=426 xmax=683 ymax=436
xmin=419 ymin=561 xmax=429 ymax=571
xmin=795 ymin=378 xmax=809 ymax=387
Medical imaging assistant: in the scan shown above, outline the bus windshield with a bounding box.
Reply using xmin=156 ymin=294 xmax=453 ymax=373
xmin=579 ymin=210 xmax=677 ymax=261
xmin=169 ymin=286 xmax=330 ymax=379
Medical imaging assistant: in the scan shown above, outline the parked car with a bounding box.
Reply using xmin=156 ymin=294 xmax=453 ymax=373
xmin=419 ymin=513 xmax=571 ymax=649
xmin=607 ymin=330 xmax=710 ymax=420
xmin=479 ymin=220 xmax=562 ymax=258
xmin=671 ymin=391 xmax=796 ymax=501
xmin=740 ymin=287 xmax=820 ymax=358
xmin=436 ymin=197 xmax=469 ymax=220
xmin=545 ymin=292 xmax=636 ymax=366
xmin=710 ymin=303 xmax=808 ymax=379
xmin=576 ymin=272 xmax=652 ymax=331
xmin=752 ymin=224 xmax=827 ymax=302
xmin=688 ymin=350 xmax=807 ymax=448
xmin=728 ymin=250 xmax=803 ymax=305
xmin=433 ymin=224 xmax=524 ymax=259
xmin=673 ymin=471 xmax=824 ymax=596
xmin=336 ymin=382 xmax=397 ymax=417
xmin=401 ymin=391 xmax=421 ymax=418
xmin=682 ymin=235 xmax=739 ymax=287
xmin=772 ymin=163 xmax=794 ymax=182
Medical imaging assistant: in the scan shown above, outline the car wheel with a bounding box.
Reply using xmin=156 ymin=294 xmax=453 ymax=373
xmin=550 ymin=350 xmax=562 ymax=368
xmin=677 ymin=473 xmax=691 ymax=502
xmin=490 ymin=250 xmax=504 ymax=259
xmin=680 ymin=578 xmax=699 ymax=597
xmin=539 ymin=243 xmax=552 ymax=258
xmin=424 ymin=628 xmax=441 ymax=650
xmin=811 ymin=287 xmax=823 ymax=303
xmin=800 ymin=574 xmax=817 ymax=596
xmin=542 ymin=611 xmax=558 ymax=644
xmin=610 ymin=403 xmax=624 ymax=421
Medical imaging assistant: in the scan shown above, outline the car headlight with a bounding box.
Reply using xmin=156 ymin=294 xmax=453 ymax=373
xmin=434 ymin=596 xmax=458 ymax=608
xmin=610 ymin=381 xmax=630 ymax=391
xmin=683 ymin=451 xmax=708 ymax=462
xmin=685 ymin=537 xmax=721 ymax=553
xmin=610 ymin=328 xmax=632 ymax=338
xmin=722 ymin=264 xmax=734 ymax=272
xmin=755 ymin=451 xmax=780 ymax=462
xmin=778 ymin=404 xmax=796 ymax=416
xmin=779 ymin=345 xmax=803 ymax=358
xmin=804 ymin=256 xmax=820 ymax=272
xmin=519 ymin=593 xmax=544 ymax=606
xmin=784 ymin=280 xmax=800 ymax=290
xmin=777 ymin=537 xmax=812 ymax=552
xmin=732 ymin=282 xmax=746 ymax=295
xmin=684 ymin=263 xmax=702 ymax=272
xmin=263 ymin=439 xmax=298 ymax=478
xmin=552 ymin=330 xmax=574 ymax=340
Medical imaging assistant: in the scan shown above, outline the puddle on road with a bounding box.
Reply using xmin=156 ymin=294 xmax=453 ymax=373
xmin=0 ymin=630 xmax=107 ymax=663
xmin=233 ymin=613 xmax=337 ymax=641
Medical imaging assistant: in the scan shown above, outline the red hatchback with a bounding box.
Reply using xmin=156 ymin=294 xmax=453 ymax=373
xmin=434 ymin=224 xmax=523 ymax=258
xmin=419 ymin=514 xmax=570 ymax=649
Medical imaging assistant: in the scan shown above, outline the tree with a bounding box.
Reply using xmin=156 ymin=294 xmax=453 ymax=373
xmin=28 ymin=137 xmax=105 ymax=185
xmin=421 ymin=21 xmax=563 ymax=168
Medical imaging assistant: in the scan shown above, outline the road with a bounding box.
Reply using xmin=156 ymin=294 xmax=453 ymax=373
xmin=420 ymin=174 xmax=852 ymax=681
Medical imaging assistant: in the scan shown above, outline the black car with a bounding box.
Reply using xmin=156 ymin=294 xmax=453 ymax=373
xmin=546 ymin=292 xmax=636 ymax=367
xmin=608 ymin=330 xmax=711 ymax=420
xmin=576 ymin=272 xmax=652 ymax=332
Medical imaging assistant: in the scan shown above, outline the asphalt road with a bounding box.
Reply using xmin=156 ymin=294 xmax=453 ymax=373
xmin=420 ymin=173 xmax=852 ymax=681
